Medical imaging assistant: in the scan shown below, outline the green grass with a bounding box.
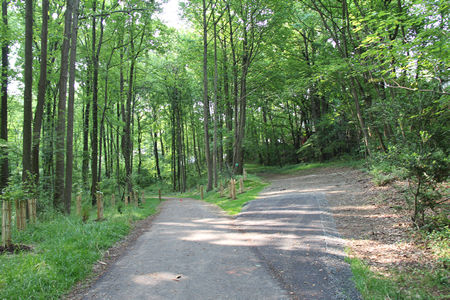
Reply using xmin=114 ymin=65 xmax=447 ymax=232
xmin=186 ymin=174 xmax=268 ymax=215
xmin=348 ymin=227 xmax=449 ymax=300
xmin=0 ymin=198 xmax=160 ymax=299
xmin=245 ymin=159 xmax=364 ymax=175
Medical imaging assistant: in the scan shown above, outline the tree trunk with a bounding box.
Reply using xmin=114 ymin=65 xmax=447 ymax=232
xmin=63 ymin=0 xmax=80 ymax=214
xmin=22 ymin=0 xmax=33 ymax=186
xmin=31 ymin=0 xmax=49 ymax=184
xmin=202 ymin=0 xmax=213 ymax=191
xmin=0 ymin=0 xmax=9 ymax=191
xmin=212 ymin=13 xmax=219 ymax=188
xmin=91 ymin=0 xmax=105 ymax=203
xmin=153 ymin=131 xmax=161 ymax=179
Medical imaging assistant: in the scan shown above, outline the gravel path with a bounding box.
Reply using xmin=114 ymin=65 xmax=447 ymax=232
xmin=83 ymin=173 xmax=360 ymax=300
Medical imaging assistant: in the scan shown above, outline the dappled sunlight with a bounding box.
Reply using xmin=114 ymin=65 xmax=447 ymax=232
xmin=132 ymin=272 xmax=187 ymax=286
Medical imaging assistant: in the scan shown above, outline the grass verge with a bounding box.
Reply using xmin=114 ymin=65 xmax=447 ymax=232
xmin=245 ymin=159 xmax=364 ymax=175
xmin=348 ymin=226 xmax=449 ymax=300
xmin=0 ymin=198 xmax=160 ymax=299
xmin=186 ymin=174 xmax=268 ymax=215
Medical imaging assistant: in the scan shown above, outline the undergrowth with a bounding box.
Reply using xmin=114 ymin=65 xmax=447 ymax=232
xmin=0 ymin=198 xmax=159 ymax=299
xmin=245 ymin=159 xmax=364 ymax=175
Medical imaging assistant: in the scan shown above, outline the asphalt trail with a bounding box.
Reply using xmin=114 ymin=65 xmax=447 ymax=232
xmin=83 ymin=175 xmax=360 ymax=300
xmin=236 ymin=176 xmax=361 ymax=299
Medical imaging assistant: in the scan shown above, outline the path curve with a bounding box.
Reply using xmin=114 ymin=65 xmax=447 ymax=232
xmin=83 ymin=173 xmax=360 ymax=300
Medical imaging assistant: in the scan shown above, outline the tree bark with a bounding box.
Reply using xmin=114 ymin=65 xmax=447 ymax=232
xmin=63 ymin=0 xmax=80 ymax=214
xmin=202 ymin=0 xmax=213 ymax=191
xmin=54 ymin=0 xmax=73 ymax=210
xmin=31 ymin=0 xmax=49 ymax=184
xmin=153 ymin=131 xmax=161 ymax=179
xmin=0 ymin=0 xmax=9 ymax=191
xmin=22 ymin=0 xmax=33 ymax=185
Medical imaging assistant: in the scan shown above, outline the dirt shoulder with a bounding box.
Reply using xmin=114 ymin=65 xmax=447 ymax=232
xmin=259 ymin=167 xmax=436 ymax=274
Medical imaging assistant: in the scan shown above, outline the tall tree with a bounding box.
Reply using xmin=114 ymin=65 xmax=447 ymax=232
xmin=22 ymin=0 xmax=33 ymax=183
xmin=0 ymin=0 xmax=8 ymax=191
xmin=202 ymin=0 xmax=213 ymax=191
xmin=54 ymin=0 xmax=73 ymax=211
xmin=63 ymin=0 xmax=80 ymax=214
xmin=31 ymin=0 xmax=49 ymax=183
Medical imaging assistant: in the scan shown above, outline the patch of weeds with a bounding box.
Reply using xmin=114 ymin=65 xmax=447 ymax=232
xmin=0 ymin=198 xmax=160 ymax=299
xmin=347 ymin=255 xmax=402 ymax=300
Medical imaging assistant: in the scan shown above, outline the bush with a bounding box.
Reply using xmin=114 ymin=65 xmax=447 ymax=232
xmin=381 ymin=144 xmax=449 ymax=228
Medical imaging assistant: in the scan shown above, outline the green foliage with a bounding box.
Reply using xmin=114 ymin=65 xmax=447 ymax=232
xmin=188 ymin=174 xmax=268 ymax=215
xmin=0 ymin=199 xmax=159 ymax=299
xmin=379 ymin=144 xmax=449 ymax=228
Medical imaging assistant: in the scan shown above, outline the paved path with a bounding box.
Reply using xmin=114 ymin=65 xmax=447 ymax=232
xmin=84 ymin=199 xmax=289 ymax=300
xmin=84 ymin=176 xmax=360 ymax=300
xmin=235 ymin=176 xmax=361 ymax=299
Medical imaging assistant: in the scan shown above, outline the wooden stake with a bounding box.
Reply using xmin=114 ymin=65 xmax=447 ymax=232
xmin=125 ymin=195 xmax=129 ymax=206
xmin=76 ymin=195 xmax=82 ymax=216
xmin=158 ymin=189 xmax=161 ymax=202
xmin=27 ymin=199 xmax=34 ymax=223
xmin=134 ymin=191 xmax=138 ymax=206
xmin=230 ymin=179 xmax=236 ymax=200
xmin=239 ymin=178 xmax=244 ymax=194
xmin=96 ymin=192 xmax=103 ymax=220
xmin=32 ymin=199 xmax=37 ymax=222
xmin=141 ymin=191 xmax=145 ymax=205
xmin=243 ymin=168 xmax=247 ymax=180
xmin=200 ymin=185 xmax=204 ymax=200
xmin=111 ymin=194 xmax=116 ymax=208
xmin=2 ymin=200 xmax=12 ymax=247
xmin=219 ymin=182 xmax=224 ymax=197
xmin=20 ymin=200 xmax=27 ymax=230
xmin=15 ymin=199 xmax=20 ymax=230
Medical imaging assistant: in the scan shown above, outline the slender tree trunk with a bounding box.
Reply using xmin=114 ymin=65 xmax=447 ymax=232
xmin=137 ymin=114 xmax=142 ymax=175
xmin=0 ymin=0 xmax=9 ymax=191
xmin=54 ymin=0 xmax=73 ymax=210
xmin=22 ymin=0 xmax=33 ymax=185
xmin=31 ymin=0 xmax=49 ymax=184
xmin=202 ymin=0 xmax=213 ymax=191
xmin=192 ymin=120 xmax=201 ymax=176
xmin=91 ymin=0 xmax=105 ymax=203
xmin=160 ymin=130 xmax=165 ymax=156
xmin=63 ymin=0 xmax=80 ymax=214
xmin=212 ymin=13 xmax=219 ymax=188
xmin=153 ymin=131 xmax=161 ymax=179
